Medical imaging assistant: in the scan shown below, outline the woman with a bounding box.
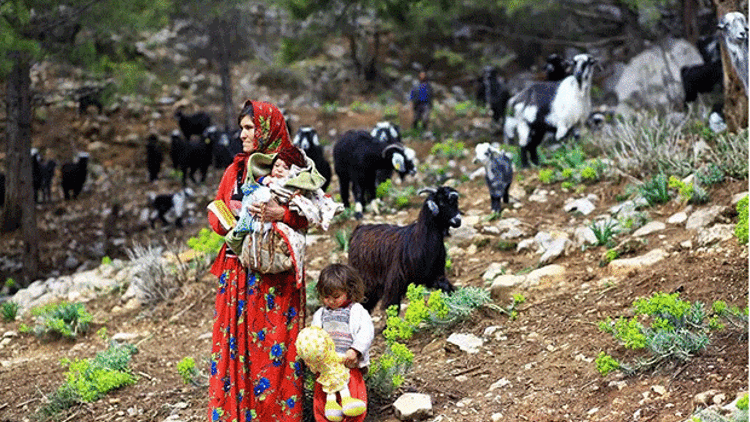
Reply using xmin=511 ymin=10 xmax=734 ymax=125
xmin=207 ymin=100 xmax=308 ymax=422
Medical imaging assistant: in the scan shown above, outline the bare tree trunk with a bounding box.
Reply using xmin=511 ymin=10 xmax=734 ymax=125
xmin=714 ymin=0 xmax=749 ymax=132
xmin=2 ymin=51 xmax=39 ymax=287
xmin=212 ymin=17 xmax=234 ymax=132
xmin=683 ymin=0 xmax=700 ymax=45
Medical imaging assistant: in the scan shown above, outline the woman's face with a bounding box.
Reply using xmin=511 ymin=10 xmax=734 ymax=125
xmin=239 ymin=115 xmax=255 ymax=153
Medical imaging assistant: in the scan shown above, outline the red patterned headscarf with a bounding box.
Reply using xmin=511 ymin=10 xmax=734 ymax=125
xmin=243 ymin=100 xmax=293 ymax=154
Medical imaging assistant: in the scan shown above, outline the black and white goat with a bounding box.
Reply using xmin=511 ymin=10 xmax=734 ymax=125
xmin=174 ymin=109 xmax=212 ymax=142
xmin=680 ymin=35 xmax=723 ymax=103
xmin=148 ymin=187 xmax=194 ymax=229
xmin=61 ymin=152 xmax=89 ymax=200
xmin=369 ymin=121 xmax=415 ymax=186
xmin=544 ymin=54 xmax=571 ymax=82
xmin=333 ymin=130 xmax=411 ymax=218
xmin=348 ymin=186 xmax=462 ymax=312
xmin=473 ymin=143 xmax=513 ymax=214
xmin=718 ymin=12 xmax=749 ymax=96
xmin=476 ymin=66 xmax=511 ymax=127
xmin=32 ymin=148 xmax=56 ymax=203
xmin=292 ymin=126 xmax=332 ymax=191
xmin=504 ymin=53 xmax=597 ymax=167
xmin=146 ymin=134 xmax=163 ymax=182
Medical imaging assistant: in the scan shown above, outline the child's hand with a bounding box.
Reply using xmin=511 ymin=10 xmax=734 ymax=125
xmin=342 ymin=348 xmax=359 ymax=368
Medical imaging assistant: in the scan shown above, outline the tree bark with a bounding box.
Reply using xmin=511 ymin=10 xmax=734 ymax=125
xmin=714 ymin=0 xmax=749 ymax=132
xmin=2 ymin=51 xmax=39 ymax=287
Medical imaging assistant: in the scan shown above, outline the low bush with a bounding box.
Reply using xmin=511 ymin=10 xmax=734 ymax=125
xmin=1 ymin=301 xmax=18 ymax=322
xmin=735 ymin=196 xmax=748 ymax=244
xmin=31 ymin=302 xmax=92 ymax=340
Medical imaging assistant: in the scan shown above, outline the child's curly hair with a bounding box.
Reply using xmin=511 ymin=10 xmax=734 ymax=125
xmin=316 ymin=263 xmax=365 ymax=303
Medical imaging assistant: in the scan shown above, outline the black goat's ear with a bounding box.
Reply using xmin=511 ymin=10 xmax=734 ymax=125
xmin=427 ymin=199 xmax=439 ymax=216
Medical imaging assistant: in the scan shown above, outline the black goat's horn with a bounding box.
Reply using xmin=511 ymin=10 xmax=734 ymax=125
xmin=381 ymin=143 xmax=405 ymax=158
xmin=418 ymin=187 xmax=437 ymax=196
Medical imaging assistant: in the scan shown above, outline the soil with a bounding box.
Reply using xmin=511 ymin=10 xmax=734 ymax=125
xmin=0 ymin=103 xmax=747 ymax=422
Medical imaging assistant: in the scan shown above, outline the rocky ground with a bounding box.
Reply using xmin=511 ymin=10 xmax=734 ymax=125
xmin=0 ymin=99 xmax=748 ymax=422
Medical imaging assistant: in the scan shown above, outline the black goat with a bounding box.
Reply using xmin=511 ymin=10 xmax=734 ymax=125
xmin=174 ymin=133 xmax=215 ymax=186
xmin=370 ymin=121 xmax=402 ymax=144
xmin=681 ymin=35 xmax=724 ymax=103
xmin=61 ymin=152 xmax=89 ymax=200
xmin=146 ymin=134 xmax=163 ymax=182
xmin=473 ymin=143 xmax=513 ymax=214
xmin=476 ymin=66 xmax=510 ymax=126
xmin=32 ymin=148 xmax=56 ymax=203
xmin=169 ymin=130 xmax=185 ymax=170
xmin=348 ymin=186 xmax=462 ymax=312
xmin=148 ymin=187 xmax=194 ymax=229
xmin=333 ymin=130 xmax=411 ymax=218
xmin=205 ymin=126 xmax=242 ymax=170
xmin=174 ymin=109 xmax=212 ymax=141
xmin=0 ymin=173 xmax=5 ymax=207
xmin=292 ymin=126 xmax=331 ymax=191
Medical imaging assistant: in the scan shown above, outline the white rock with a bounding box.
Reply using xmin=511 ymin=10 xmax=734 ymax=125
xmin=393 ymin=393 xmax=433 ymax=420
xmin=686 ymin=205 xmax=726 ymax=230
xmin=609 ymin=249 xmax=668 ymax=276
xmin=525 ymin=264 xmax=566 ymax=286
xmin=446 ymin=333 xmax=484 ymax=354
xmin=667 ymin=212 xmax=688 ymax=225
xmin=633 ymin=221 xmax=666 ymax=237
xmin=696 ymin=224 xmax=734 ymax=246
xmin=482 ymin=263 xmax=506 ymax=282
xmin=564 ymin=198 xmax=596 ymax=215
xmin=490 ymin=274 xmax=525 ymax=302
xmin=489 ymin=378 xmax=511 ymax=390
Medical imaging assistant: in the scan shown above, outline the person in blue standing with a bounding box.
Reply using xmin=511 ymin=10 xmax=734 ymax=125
xmin=409 ymin=70 xmax=433 ymax=130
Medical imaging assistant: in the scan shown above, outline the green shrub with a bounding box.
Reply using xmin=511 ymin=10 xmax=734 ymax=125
xmin=580 ymin=166 xmax=598 ymax=181
xmin=639 ymin=173 xmax=671 ymax=205
xmin=31 ymin=302 xmax=92 ymax=339
xmin=538 ymin=168 xmax=556 ymax=184
xmin=735 ymin=196 xmax=748 ymax=244
xmin=2 ymin=301 xmax=19 ymax=322
xmin=376 ymin=179 xmax=393 ymax=199
xmin=101 ymin=256 xmax=112 ymax=266
xmin=597 ymin=292 xmax=716 ymax=375
xmin=187 ymin=228 xmax=224 ymax=255
xmin=595 ymin=352 xmax=620 ymax=376
xmin=4 ymin=278 xmax=16 ymax=290
xmin=696 ymin=163 xmax=725 ymax=186
xmin=39 ymin=342 xmax=137 ymax=417
xmin=590 ymin=220 xmax=619 ymax=247
xmin=668 ymin=176 xmax=709 ymax=204
xmin=453 ymin=100 xmax=475 ymax=116
xmin=177 ymin=357 xmax=198 ymax=385
xmin=334 ymin=229 xmax=350 ymax=252
xmin=737 ymin=393 xmax=749 ymax=411
xmin=430 ymin=139 xmax=465 ymax=159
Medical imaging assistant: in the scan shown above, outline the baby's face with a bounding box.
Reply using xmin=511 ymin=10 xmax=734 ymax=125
xmin=271 ymin=158 xmax=290 ymax=179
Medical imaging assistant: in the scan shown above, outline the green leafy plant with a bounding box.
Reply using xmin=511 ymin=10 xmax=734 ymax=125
xmin=101 ymin=256 xmax=112 ymax=266
xmin=177 ymin=357 xmax=199 ymax=385
xmin=595 ymin=351 xmax=621 ymax=376
xmin=334 ymin=229 xmax=350 ymax=252
xmin=538 ymin=168 xmax=557 ymax=184
xmin=187 ymin=228 xmax=224 ymax=255
xmin=4 ymin=278 xmax=16 ymax=290
xmin=590 ymin=220 xmax=619 ymax=247
xmin=31 ymin=302 xmax=92 ymax=340
xmin=452 ymin=100 xmax=475 ymax=116
xmin=597 ymin=292 xmax=722 ymax=375
xmin=639 ymin=173 xmax=671 ymax=206
xmin=696 ymin=163 xmax=725 ymax=186
xmin=735 ymin=195 xmax=748 ymax=244
xmin=600 ymin=248 xmax=620 ymax=267
xmin=38 ymin=342 xmax=137 ymax=418
xmin=580 ymin=166 xmax=598 ymax=182
xmin=430 ymin=139 xmax=466 ymax=159
xmin=376 ymin=179 xmax=393 ymax=199
xmin=668 ymin=176 xmax=708 ymax=204
xmin=737 ymin=393 xmax=748 ymax=411
xmin=2 ymin=301 xmax=19 ymax=322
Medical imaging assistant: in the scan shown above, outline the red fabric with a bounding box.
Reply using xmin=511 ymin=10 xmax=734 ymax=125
xmin=313 ymin=368 xmax=368 ymax=422
xmin=208 ymin=101 xmax=307 ymax=422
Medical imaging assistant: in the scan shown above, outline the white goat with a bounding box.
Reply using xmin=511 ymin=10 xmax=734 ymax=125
xmin=718 ymin=12 xmax=749 ymax=96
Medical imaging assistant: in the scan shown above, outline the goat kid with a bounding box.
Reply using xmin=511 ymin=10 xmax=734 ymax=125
xmin=148 ymin=187 xmax=194 ymax=229
xmin=476 ymin=66 xmax=511 ymax=126
xmin=473 ymin=143 xmax=513 ymax=214
xmin=348 ymin=186 xmax=462 ymax=312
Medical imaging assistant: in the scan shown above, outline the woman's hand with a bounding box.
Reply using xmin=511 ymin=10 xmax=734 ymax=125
xmin=248 ymin=198 xmax=285 ymax=222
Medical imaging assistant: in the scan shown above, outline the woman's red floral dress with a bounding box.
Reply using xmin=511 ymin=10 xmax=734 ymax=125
xmin=207 ymin=101 xmax=307 ymax=422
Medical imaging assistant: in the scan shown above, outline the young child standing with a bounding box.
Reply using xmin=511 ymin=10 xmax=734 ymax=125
xmin=310 ymin=263 xmax=374 ymax=422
